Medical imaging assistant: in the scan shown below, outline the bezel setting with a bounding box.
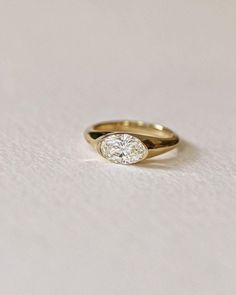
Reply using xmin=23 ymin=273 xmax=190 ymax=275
xmin=97 ymin=133 xmax=148 ymax=165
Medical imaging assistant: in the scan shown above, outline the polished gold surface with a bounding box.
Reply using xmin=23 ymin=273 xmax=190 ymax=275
xmin=84 ymin=120 xmax=179 ymax=164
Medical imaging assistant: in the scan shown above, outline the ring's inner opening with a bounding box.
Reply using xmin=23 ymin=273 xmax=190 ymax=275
xmin=94 ymin=121 xmax=175 ymax=138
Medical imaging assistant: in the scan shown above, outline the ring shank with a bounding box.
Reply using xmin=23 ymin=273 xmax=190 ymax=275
xmin=93 ymin=121 xmax=175 ymax=138
xmin=85 ymin=120 xmax=179 ymax=158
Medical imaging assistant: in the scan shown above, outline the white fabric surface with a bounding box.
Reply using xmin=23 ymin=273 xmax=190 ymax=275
xmin=0 ymin=1 xmax=236 ymax=294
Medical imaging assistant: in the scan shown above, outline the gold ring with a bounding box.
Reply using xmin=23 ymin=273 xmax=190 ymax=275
xmin=84 ymin=120 xmax=179 ymax=165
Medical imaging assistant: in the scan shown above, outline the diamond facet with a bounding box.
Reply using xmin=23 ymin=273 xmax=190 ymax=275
xmin=100 ymin=134 xmax=147 ymax=164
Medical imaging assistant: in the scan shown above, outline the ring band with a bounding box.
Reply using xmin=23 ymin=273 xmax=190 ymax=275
xmin=84 ymin=120 xmax=179 ymax=165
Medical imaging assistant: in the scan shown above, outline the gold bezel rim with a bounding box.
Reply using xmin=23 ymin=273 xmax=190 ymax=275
xmin=96 ymin=132 xmax=149 ymax=164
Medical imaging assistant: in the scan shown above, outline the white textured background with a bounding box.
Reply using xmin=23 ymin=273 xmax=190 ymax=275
xmin=0 ymin=1 xmax=236 ymax=294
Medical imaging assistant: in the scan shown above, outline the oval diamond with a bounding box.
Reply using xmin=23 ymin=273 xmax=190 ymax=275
xmin=99 ymin=134 xmax=147 ymax=164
